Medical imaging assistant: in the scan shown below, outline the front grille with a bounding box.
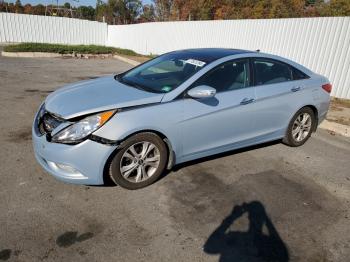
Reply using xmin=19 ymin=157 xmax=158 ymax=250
xmin=37 ymin=111 xmax=65 ymax=136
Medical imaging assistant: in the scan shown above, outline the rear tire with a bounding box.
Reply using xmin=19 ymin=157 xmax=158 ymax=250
xmin=283 ymin=107 xmax=316 ymax=147
xmin=108 ymin=132 xmax=168 ymax=190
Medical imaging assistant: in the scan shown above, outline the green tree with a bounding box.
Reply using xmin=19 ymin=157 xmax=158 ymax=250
xmin=139 ymin=4 xmax=156 ymax=22
xmin=23 ymin=3 xmax=32 ymax=14
xmin=153 ymin=0 xmax=173 ymax=21
xmin=108 ymin=0 xmax=142 ymax=24
xmin=96 ymin=0 xmax=111 ymax=22
xmin=322 ymin=0 xmax=350 ymax=16
xmin=33 ymin=4 xmax=46 ymax=15
xmin=77 ymin=5 xmax=96 ymax=20
xmin=14 ymin=0 xmax=23 ymax=13
xmin=198 ymin=0 xmax=217 ymax=20
xmin=63 ymin=2 xmax=71 ymax=9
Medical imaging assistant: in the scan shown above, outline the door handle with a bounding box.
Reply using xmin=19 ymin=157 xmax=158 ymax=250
xmin=240 ymin=98 xmax=255 ymax=105
xmin=291 ymin=86 xmax=301 ymax=92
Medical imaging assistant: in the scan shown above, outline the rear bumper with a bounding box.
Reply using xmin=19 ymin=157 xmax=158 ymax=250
xmin=317 ymin=96 xmax=331 ymax=127
xmin=318 ymin=110 xmax=328 ymax=125
xmin=32 ymin=127 xmax=117 ymax=185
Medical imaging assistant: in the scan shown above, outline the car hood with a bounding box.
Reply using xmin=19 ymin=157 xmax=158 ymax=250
xmin=45 ymin=75 xmax=164 ymax=119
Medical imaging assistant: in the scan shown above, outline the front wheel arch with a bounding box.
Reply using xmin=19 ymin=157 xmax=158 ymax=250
xmin=102 ymin=129 xmax=175 ymax=186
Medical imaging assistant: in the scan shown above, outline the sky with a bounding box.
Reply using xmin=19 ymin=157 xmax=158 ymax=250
xmin=9 ymin=0 xmax=153 ymax=7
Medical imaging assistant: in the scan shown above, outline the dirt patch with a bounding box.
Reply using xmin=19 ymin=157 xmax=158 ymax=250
xmin=0 ymin=70 xmax=9 ymax=77
xmin=331 ymin=98 xmax=350 ymax=109
xmin=162 ymin=166 xmax=342 ymax=261
xmin=14 ymin=96 xmax=25 ymax=100
xmin=7 ymin=128 xmax=32 ymax=143
xmin=0 ymin=249 xmax=11 ymax=261
xmin=328 ymin=98 xmax=350 ymax=126
xmin=327 ymin=116 xmax=350 ymax=126
xmin=329 ymin=103 xmax=344 ymax=112
xmin=56 ymin=232 xmax=94 ymax=248
xmin=25 ymin=89 xmax=53 ymax=94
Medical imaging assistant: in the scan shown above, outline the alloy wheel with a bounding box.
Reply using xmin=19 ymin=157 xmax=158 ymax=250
xmin=120 ymin=141 xmax=160 ymax=183
xmin=292 ymin=112 xmax=312 ymax=142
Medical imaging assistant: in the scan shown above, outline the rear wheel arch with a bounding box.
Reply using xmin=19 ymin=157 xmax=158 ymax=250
xmin=286 ymin=105 xmax=318 ymax=132
xmin=301 ymin=105 xmax=318 ymax=131
xmin=283 ymin=106 xmax=316 ymax=147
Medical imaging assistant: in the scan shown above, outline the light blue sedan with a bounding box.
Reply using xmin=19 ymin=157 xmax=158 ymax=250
xmin=32 ymin=48 xmax=331 ymax=189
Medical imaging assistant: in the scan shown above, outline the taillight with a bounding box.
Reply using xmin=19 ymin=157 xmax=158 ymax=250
xmin=322 ymin=83 xmax=332 ymax=93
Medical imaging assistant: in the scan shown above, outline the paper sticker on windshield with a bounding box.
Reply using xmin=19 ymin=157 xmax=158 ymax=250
xmin=184 ymin=59 xmax=206 ymax=67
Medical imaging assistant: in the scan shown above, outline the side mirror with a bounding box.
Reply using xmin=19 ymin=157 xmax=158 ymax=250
xmin=187 ymin=85 xmax=216 ymax=99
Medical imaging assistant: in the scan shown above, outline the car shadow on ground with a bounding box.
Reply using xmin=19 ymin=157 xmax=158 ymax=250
xmin=203 ymin=201 xmax=289 ymax=262
xmin=100 ymin=139 xmax=282 ymax=187
xmin=171 ymin=139 xmax=281 ymax=172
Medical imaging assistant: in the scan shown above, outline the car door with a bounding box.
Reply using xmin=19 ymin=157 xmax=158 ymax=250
xmin=180 ymin=58 xmax=257 ymax=161
xmin=252 ymin=58 xmax=307 ymax=139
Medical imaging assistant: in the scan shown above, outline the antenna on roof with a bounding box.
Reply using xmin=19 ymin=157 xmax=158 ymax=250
xmin=256 ymin=49 xmax=260 ymax=52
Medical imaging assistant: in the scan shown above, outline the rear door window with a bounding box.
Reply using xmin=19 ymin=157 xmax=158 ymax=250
xmin=253 ymin=59 xmax=292 ymax=85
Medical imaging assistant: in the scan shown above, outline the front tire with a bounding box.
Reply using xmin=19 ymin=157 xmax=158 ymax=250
xmin=108 ymin=132 xmax=168 ymax=190
xmin=283 ymin=107 xmax=316 ymax=147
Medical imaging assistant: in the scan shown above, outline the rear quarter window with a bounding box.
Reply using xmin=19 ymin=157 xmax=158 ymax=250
xmin=291 ymin=67 xmax=310 ymax=80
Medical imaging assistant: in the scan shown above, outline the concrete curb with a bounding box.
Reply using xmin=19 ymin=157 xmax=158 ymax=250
xmin=319 ymin=120 xmax=349 ymax=137
xmin=1 ymin=51 xmax=143 ymax=65
xmin=113 ymin=54 xmax=140 ymax=66
xmin=1 ymin=51 xmax=114 ymax=59
xmin=2 ymin=51 xmax=62 ymax=58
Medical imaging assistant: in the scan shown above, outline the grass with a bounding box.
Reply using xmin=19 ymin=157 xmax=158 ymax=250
xmin=3 ymin=42 xmax=147 ymax=57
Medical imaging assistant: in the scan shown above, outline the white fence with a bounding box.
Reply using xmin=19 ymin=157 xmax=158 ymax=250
xmin=107 ymin=17 xmax=350 ymax=99
xmin=0 ymin=13 xmax=349 ymax=99
xmin=0 ymin=13 xmax=107 ymax=45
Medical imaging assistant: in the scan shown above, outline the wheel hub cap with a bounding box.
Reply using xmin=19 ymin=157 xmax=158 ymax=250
xmin=292 ymin=112 xmax=312 ymax=142
xmin=120 ymin=141 xmax=160 ymax=183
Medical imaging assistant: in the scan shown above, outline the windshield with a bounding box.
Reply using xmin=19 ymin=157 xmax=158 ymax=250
xmin=117 ymin=52 xmax=209 ymax=93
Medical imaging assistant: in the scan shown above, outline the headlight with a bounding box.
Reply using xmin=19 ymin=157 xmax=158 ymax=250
xmin=36 ymin=103 xmax=46 ymax=121
xmin=52 ymin=110 xmax=115 ymax=144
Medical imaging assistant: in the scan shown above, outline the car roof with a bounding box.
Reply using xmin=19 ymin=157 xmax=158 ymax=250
xmin=169 ymin=48 xmax=255 ymax=63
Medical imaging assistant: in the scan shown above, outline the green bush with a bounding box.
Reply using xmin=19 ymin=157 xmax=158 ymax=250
xmin=4 ymin=43 xmax=142 ymax=56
